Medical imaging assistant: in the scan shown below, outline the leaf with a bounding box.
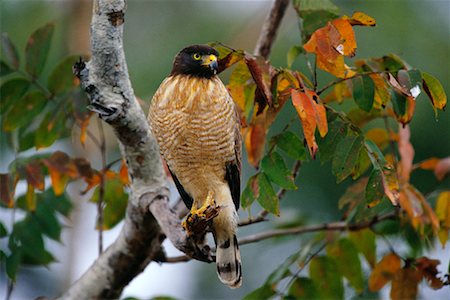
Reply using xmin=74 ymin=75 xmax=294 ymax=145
xmin=365 ymin=169 xmax=385 ymax=207
xmin=257 ymin=173 xmax=279 ymax=216
xmin=390 ymin=267 xmax=421 ymax=300
xmin=327 ymin=238 xmax=364 ymax=292
xmin=365 ymin=128 xmax=390 ymax=150
xmin=368 ymin=252 xmax=401 ymax=291
xmin=1 ymin=33 xmax=20 ymax=69
xmin=288 ymin=277 xmax=318 ymax=299
xmin=243 ymin=284 xmax=275 ymax=300
xmin=435 ymin=191 xmax=450 ymax=228
xmin=244 ymin=54 xmax=273 ymax=108
xmin=42 ymin=151 xmax=78 ymax=195
xmin=0 ymin=78 xmax=30 ymax=115
xmin=422 ymin=71 xmax=447 ymax=113
xmin=318 ymin=119 xmax=347 ymax=162
xmin=415 ymin=257 xmax=445 ymax=289
xmin=309 ymin=256 xmax=343 ymax=299
xmin=348 ymin=11 xmax=376 ymax=26
xmin=91 ymin=178 xmax=128 ymax=230
xmin=287 ymin=45 xmax=303 ymax=68
xmin=349 ymin=229 xmax=376 ymax=268
xmin=272 ymin=131 xmax=306 ymax=160
xmin=6 ymin=251 xmax=21 ymax=281
xmin=35 ymin=110 xmax=67 ymax=149
xmin=352 ymin=75 xmax=375 ymax=112
xmin=1 ymin=60 xmax=14 ymax=77
xmin=244 ymin=121 xmax=267 ymax=168
xmin=398 ymin=125 xmax=415 ymax=183
xmin=435 ymin=157 xmax=450 ymax=181
xmin=33 ymin=201 xmax=61 ymax=241
xmin=208 ymin=42 xmax=244 ymax=73
xmin=0 ymin=222 xmax=7 ymax=238
xmin=25 ymin=22 xmax=54 ymax=77
xmin=397 ymin=69 xmax=422 ymax=99
xmin=370 ymin=73 xmax=391 ymax=109
xmin=24 ymin=161 xmax=45 ymax=191
xmin=261 ymin=152 xmax=296 ymax=190
xmin=48 ymin=55 xmax=81 ymax=94
xmin=291 ymin=89 xmax=328 ymax=158
xmin=228 ymin=60 xmax=255 ymax=121
xmin=241 ymin=175 xmax=258 ymax=209
xmin=0 ymin=173 xmax=15 ymax=207
xmin=266 ymin=251 xmax=300 ymax=285
xmin=332 ymin=135 xmax=364 ymax=182
xmin=365 ymin=140 xmax=400 ymax=205
xmin=3 ymin=91 xmax=48 ymax=131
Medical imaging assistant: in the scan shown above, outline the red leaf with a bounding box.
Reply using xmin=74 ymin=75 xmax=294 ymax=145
xmin=244 ymin=54 xmax=273 ymax=108
xmin=390 ymin=267 xmax=422 ymax=300
xmin=24 ymin=161 xmax=45 ymax=191
xmin=415 ymin=257 xmax=445 ymax=289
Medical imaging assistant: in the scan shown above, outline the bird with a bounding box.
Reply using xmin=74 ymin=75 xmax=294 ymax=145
xmin=147 ymin=44 xmax=242 ymax=288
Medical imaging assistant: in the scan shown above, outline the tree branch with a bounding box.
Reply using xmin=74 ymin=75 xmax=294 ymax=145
xmin=164 ymin=211 xmax=399 ymax=263
xmin=254 ymin=0 xmax=290 ymax=58
xmin=62 ymin=0 xmax=208 ymax=298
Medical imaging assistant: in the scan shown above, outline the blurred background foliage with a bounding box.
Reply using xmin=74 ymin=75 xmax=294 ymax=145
xmin=0 ymin=0 xmax=449 ymax=299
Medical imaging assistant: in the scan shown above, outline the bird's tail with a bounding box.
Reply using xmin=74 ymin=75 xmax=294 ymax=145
xmin=215 ymin=233 xmax=242 ymax=288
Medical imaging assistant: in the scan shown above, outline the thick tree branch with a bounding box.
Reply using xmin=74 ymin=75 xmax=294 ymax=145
xmin=62 ymin=0 xmax=209 ymax=298
xmin=253 ymin=0 xmax=290 ymax=58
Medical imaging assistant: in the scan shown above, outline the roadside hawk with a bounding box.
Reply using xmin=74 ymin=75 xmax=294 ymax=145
xmin=148 ymin=45 xmax=242 ymax=288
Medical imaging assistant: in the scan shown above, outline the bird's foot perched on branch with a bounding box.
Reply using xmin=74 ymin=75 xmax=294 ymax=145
xmin=182 ymin=191 xmax=221 ymax=238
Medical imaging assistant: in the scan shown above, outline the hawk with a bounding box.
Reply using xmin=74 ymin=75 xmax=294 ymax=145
xmin=148 ymin=45 xmax=242 ymax=288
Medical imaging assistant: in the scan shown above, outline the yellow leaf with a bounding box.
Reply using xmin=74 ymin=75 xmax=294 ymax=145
xmin=369 ymin=253 xmax=402 ymax=291
xmin=390 ymin=267 xmax=421 ymax=300
xmin=25 ymin=183 xmax=36 ymax=211
xmin=370 ymin=73 xmax=390 ymax=109
xmin=365 ymin=128 xmax=389 ymax=149
xmin=348 ymin=12 xmax=376 ymax=27
xmin=435 ymin=191 xmax=450 ymax=228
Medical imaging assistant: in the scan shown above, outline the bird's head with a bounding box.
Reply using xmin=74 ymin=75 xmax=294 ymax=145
xmin=170 ymin=45 xmax=219 ymax=78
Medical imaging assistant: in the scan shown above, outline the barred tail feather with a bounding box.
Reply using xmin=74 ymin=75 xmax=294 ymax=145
xmin=216 ymin=234 xmax=242 ymax=288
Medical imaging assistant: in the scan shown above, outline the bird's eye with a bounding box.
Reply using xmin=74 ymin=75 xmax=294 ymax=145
xmin=193 ymin=53 xmax=201 ymax=60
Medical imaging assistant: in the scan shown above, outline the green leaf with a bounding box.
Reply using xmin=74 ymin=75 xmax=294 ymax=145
xmin=349 ymin=229 xmax=376 ymax=268
xmin=352 ymin=146 xmax=371 ymax=180
xmin=18 ymin=131 xmax=36 ymax=152
xmin=266 ymin=251 xmax=301 ymax=285
xmin=327 ymin=238 xmax=364 ymax=293
xmin=241 ymin=175 xmax=257 ymax=209
xmin=35 ymin=110 xmax=67 ymax=149
xmin=3 ymin=91 xmax=48 ymax=131
xmin=397 ymin=69 xmax=422 ymax=97
xmin=257 ymin=173 xmax=279 ymax=216
xmin=287 ymin=45 xmax=304 ymax=68
xmin=0 ymin=78 xmax=30 ymax=115
xmin=91 ymin=179 xmax=128 ymax=230
xmin=243 ymin=284 xmax=276 ymax=300
xmin=272 ymin=131 xmax=306 ymax=160
xmin=33 ymin=201 xmax=61 ymax=241
xmin=332 ymin=135 xmax=365 ymax=182
xmin=422 ymin=71 xmax=447 ymax=112
xmin=293 ymin=0 xmax=340 ymax=42
xmin=1 ymin=33 xmax=20 ymax=69
xmin=1 ymin=60 xmax=14 ymax=77
xmin=25 ymin=22 xmax=54 ymax=77
xmin=6 ymin=251 xmax=21 ymax=281
xmin=40 ymin=188 xmax=73 ymax=217
xmin=48 ymin=55 xmax=80 ymax=94
xmin=309 ymin=256 xmax=343 ymax=299
xmin=288 ymin=277 xmax=318 ymax=299
xmin=0 ymin=221 xmax=7 ymax=237
xmin=352 ymin=75 xmax=375 ymax=112
xmin=9 ymin=219 xmax=47 ymax=262
xmin=318 ymin=120 xmax=348 ymax=162
xmin=261 ymin=152 xmax=296 ymax=190
xmin=366 ymin=169 xmax=385 ymax=205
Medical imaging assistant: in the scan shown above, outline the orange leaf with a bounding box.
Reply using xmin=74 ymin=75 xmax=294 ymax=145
xmin=244 ymin=121 xmax=267 ymax=168
xmin=331 ymin=18 xmax=356 ymax=57
xmin=316 ymin=52 xmax=356 ymax=79
xmin=291 ymin=89 xmax=318 ymax=158
xmin=368 ymin=253 xmax=402 ymax=291
xmin=0 ymin=173 xmax=15 ymax=207
xmin=415 ymin=257 xmax=445 ymax=289
xmin=390 ymin=267 xmax=421 ymax=300
xmin=435 ymin=157 xmax=450 ymax=181
xmin=119 ymin=160 xmax=130 ymax=185
xmin=348 ymin=12 xmax=376 ymax=27
xmin=398 ymin=125 xmax=415 ymax=183
xmin=365 ymin=128 xmax=389 ymax=149
xmin=417 ymin=157 xmax=440 ymax=170
xmin=24 ymin=161 xmax=45 ymax=191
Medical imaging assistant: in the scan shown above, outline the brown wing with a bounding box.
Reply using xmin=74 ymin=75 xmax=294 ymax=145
xmin=225 ymin=107 xmax=242 ymax=210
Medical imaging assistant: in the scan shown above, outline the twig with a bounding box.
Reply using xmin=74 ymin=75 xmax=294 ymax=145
xmin=239 ymin=160 xmax=302 ymax=226
xmin=164 ymin=210 xmax=398 ymax=264
xmin=254 ymin=0 xmax=290 ymax=58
